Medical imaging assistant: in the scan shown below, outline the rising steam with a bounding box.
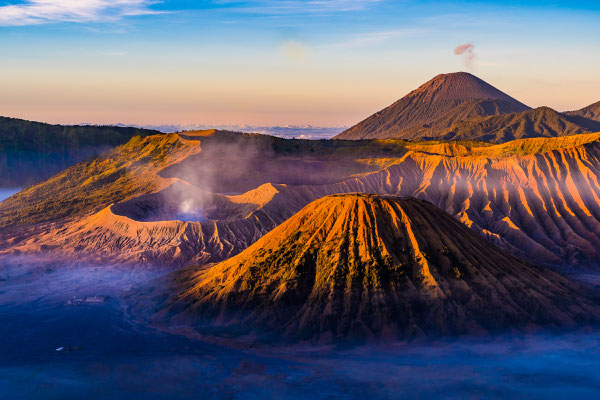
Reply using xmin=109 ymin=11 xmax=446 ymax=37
xmin=177 ymin=199 xmax=204 ymax=222
xmin=454 ymin=43 xmax=476 ymax=69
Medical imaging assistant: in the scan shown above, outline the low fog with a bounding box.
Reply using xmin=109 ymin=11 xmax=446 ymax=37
xmin=2 ymin=255 xmax=600 ymax=399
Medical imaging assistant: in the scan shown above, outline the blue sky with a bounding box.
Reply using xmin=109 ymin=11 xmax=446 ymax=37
xmin=0 ymin=0 xmax=598 ymax=127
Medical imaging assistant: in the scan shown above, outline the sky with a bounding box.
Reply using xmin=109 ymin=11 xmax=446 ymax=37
xmin=0 ymin=0 xmax=598 ymax=127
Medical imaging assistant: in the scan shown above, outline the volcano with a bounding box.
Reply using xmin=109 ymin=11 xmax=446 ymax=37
xmin=165 ymin=194 xmax=600 ymax=342
xmin=335 ymin=72 xmax=530 ymax=140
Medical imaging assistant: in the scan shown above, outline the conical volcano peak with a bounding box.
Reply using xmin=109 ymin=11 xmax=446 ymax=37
xmin=335 ymin=72 xmax=530 ymax=140
xmin=409 ymin=72 xmax=522 ymax=103
xmin=163 ymin=194 xmax=600 ymax=342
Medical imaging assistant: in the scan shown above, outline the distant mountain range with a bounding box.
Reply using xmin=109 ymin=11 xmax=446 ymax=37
xmin=116 ymin=123 xmax=344 ymax=140
xmin=335 ymin=72 xmax=600 ymax=142
xmin=1 ymin=72 xmax=598 ymax=188
xmin=566 ymin=100 xmax=600 ymax=122
xmin=444 ymin=106 xmax=600 ymax=142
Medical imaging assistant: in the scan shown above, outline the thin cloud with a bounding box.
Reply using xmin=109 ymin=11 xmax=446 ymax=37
xmin=305 ymin=0 xmax=384 ymax=11
xmin=214 ymin=0 xmax=385 ymax=14
xmin=0 ymin=0 xmax=160 ymax=26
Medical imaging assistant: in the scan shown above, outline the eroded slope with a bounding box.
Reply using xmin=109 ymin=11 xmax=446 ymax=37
xmin=335 ymin=72 xmax=530 ymax=140
xmin=163 ymin=194 xmax=600 ymax=342
xmin=567 ymin=101 xmax=600 ymax=123
xmin=5 ymin=132 xmax=600 ymax=269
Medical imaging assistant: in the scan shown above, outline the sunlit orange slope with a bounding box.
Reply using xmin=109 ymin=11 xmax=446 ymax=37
xmin=4 ymin=131 xmax=600 ymax=268
xmin=164 ymin=194 xmax=600 ymax=342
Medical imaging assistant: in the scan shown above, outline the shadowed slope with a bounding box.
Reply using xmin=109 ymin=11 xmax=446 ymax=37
xmin=0 ymin=115 xmax=159 ymax=186
xmin=445 ymin=106 xmax=600 ymax=142
xmin=405 ymin=99 xmax=530 ymax=140
xmin=335 ymin=72 xmax=529 ymax=140
xmin=165 ymin=194 xmax=600 ymax=342
xmin=567 ymin=101 xmax=600 ymax=123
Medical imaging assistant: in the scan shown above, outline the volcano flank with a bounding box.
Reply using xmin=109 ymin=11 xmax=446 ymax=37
xmin=164 ymin=194 xmax=600 ymax=342
xmin=335 ymin=72 xmax=600 ymax=142
xmin=335 ymin=72 xmax=530 ymax=140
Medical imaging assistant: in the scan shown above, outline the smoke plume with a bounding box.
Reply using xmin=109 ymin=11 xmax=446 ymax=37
xmin=453 ymin=43 xmax=476 ymax=69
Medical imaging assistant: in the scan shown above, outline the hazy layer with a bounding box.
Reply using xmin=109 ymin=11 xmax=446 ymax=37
xmin=2 ymin=256 xmax=600 ymax=399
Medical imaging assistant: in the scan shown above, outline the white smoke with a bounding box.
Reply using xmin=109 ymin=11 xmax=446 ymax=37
xmin=180 ymin=199 xmax=194 ymax=214
xmin=176 ymin=198 xmax=205 ymax=222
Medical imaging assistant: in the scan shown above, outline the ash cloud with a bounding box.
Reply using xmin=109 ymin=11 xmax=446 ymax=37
xmin=453 ymin=43 xmax=476 ymax=69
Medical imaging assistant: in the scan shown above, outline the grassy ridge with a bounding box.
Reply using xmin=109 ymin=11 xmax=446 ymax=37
xmin=0 ymin=133 xmax=201 ymax=228
xmin=3 ymin=130 xmax=600 ymax=230
xmin=0 ymin=116 xmax=160 ymax=186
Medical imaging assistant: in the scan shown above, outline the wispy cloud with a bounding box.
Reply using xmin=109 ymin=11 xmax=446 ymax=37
xmin=214 ymin=0 xmax=385 ymax=14
xmin=303 ymin=0 xmax=384 ymax=11
xmin=0 ymin=0 xmax=159 ymax=26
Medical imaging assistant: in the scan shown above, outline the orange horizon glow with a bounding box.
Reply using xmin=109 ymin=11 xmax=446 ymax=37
xmin=0 ymin=1 xmax=598 ymax=128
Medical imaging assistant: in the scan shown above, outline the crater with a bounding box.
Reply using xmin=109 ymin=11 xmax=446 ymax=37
xmin=111 ymin=182 xmax=253 ymax=223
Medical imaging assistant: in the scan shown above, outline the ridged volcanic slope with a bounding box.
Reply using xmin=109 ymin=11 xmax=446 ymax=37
xmin=445 ymin=106 xmax=600 ymax=142
xmin=166 ymin=194 xmax=600 ymax=342
xmin=567 ymin=101 xmax=600 ymax=123
xmin=335 ymin=72 xmax=530 ymax=140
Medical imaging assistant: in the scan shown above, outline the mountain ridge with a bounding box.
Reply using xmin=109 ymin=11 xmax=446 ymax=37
xmin=567 ymin=101 xmax=600 ymax=123
xmin=0 ymin=115 xmax=160 ymax=187
xmin=443 ymin=106 xmax=600 ymax=142
xmin=5 ymin=132 xmax=600 ymax=268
